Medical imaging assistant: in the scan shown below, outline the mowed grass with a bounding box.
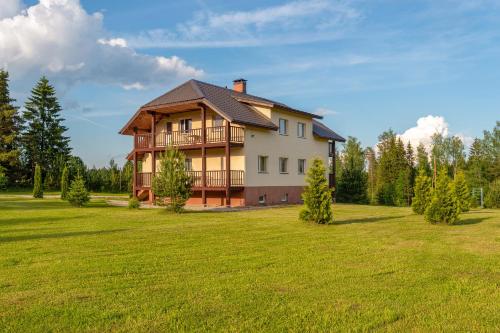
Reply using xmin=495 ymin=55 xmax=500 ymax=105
xmin=0 ymin=198 xmax=499 ymax=332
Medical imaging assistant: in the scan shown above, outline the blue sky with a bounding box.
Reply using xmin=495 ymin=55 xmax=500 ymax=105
xmin=2 ymin=0 xmax=499 ymax=166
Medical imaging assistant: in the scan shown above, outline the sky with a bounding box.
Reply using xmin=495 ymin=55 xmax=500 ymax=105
xmin=1 ymin=0 xmax=499 ymax=167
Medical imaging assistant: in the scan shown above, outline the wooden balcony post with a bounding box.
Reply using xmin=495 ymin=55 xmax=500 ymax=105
xmin=133 ymin=150 xmax=137 ymax=197
xmin=201 ymin=106 xmax=207 ymax=205
xmin=150 ymin=112 xmax=156 ymax=202
xmin=225 ymin=121 xmax=231 ymax=206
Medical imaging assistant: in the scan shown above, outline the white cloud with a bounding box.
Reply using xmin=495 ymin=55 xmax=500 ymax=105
xmin=398 ymin=115 xmax=449 ymax=151
xmin=314 ymin=107 xmax=339 ymax=116
xmin=128 ymin=0 xmax=360 ymax=48
xmin=0 ymin=0 xmax=203 ymax=89
xmin=0 ymin=0 xmax=23 ymax=19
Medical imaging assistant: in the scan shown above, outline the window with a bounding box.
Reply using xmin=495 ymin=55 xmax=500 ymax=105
xmin=184 ymin=158 xmax=192 ymax=171
xmin=165 ymin=122 xmax=172 ymax=134
xmin=213 ymin=114 xmax=224 ymax=127
xmin=329 ymin=141 xmax=334 ymax=156
xmin=281 ymin=193 xmax=288 ymax=202
xmin=279 ymin=157 xmax=288 ymax=174
xmin=180 ymin=119 xmax=192 ymax=133
xmin=297 ymin=122 xmax=306 ymax=138
xmin=258 ymin=155 xmax=268 ymax=173
xmin=259 ymin=195 xmax=266 ymax=204
xmin=298 ymin=159 xmax=306 ymax=175
xmin=279 ymin=118 xmax=288 ymax=135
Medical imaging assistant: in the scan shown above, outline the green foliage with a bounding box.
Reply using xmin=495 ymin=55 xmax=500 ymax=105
xmin=412 ymin=169 xmax=432 ymax=214
xmin=22 ymin=76 xmax=70 ymax=185
xmin=0 ymin=166 xmax=7 ymax=190
xmin=425 ymin=168 xmax=460 ymax=224
xmin=67 ymin=175 xmax=90 ymax=207
xmin=300 ymin=158 xmax=333 ymax=224
xmin=453 ymin=170 xmax=470 ymax=212
xmin=0 ymin=69 xmax=21 ymax=184
xmin=365 ymin=147 xmax=378 ymax=204
xmin=484 ymin=179 xmax=500 ymax=208
xmin=416 ymin=143 xmax=431 ymax=176
xmin=60 ymin=166 xmax=69 ymax=200
xmin=152 ymin=147 xmax=192 ymax=213
xmin=336 ymin=137 xmax=367 ymax=203
xmin=128 ymin=197 xmax=140 ymax=209
xmin=32 ymin=164 xmax=43 ymax=198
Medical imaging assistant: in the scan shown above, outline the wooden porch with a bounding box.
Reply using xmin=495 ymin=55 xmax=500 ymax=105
xmin=136 ymin=170 xmax=245 ymax=190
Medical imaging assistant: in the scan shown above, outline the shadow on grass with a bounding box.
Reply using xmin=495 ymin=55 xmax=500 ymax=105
xmin=0 ymin=199 xmax=114 ymax=211
xmin=0 ymin=229 xmax=128 ymax=243
xmin=0 ymin=215 xmax=88 ymax=227
xmin=334 ymin=215 xmax=407 ymax=225
xmin=453 ymin=216 xmax=491 ymax=226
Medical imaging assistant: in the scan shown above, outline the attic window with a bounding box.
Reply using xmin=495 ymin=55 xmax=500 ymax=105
xmin=279 ymin=118 xmax=288 ymax=135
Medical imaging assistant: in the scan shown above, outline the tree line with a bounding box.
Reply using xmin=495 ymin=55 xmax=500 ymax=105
xmin=335 ymin=123 xmax=500 ymax=209
xmin=0 ymin=69 xmax=132 ymax=193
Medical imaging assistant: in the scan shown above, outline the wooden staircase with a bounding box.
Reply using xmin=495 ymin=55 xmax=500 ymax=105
xmin=136 ymin=190 xmax=150 ymax=201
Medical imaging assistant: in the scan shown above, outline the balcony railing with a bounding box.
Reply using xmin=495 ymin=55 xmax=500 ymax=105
xmin=188 ymin=170 xmax=244 ymax=187
xmin=134 ymin=126 xmax=244 ymax=149
xmin=137 ymin=172 xmax=152 ymax=188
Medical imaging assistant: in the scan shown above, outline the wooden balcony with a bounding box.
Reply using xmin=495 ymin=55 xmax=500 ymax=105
xmin=134 ymin=126 xmax=244 ymax=149
xmin=136 ymin=170 xmax=244 ymax=189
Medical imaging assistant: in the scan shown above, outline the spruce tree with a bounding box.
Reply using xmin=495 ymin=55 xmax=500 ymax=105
xmin=60 ymin=165 xmax=69 ymax=200
xmin=23 ymin=76 xmax=70 ymax=185
xmin=453 ymin=170 xmax=470 ymax=212
xmin=152 ymin=147 xmax=192 ymax=212
xmin=67 ymin=174 xmax=90 ymax=207
xmin=33 ymin=164 xmax=43 ymax=198
xmin=300 ymin=158 xmax=333 ymax=224
xmin=0 ymin=69 xmax=21 ymax=184
xmin=416 ymin=143 xmax=431 ymax=176
xmin=336 ymin=137 xmax=367 ymax=203
xmin=412 ymin=168 xmax=432 ymax=214
xmin=425 ymin=167 xmax=460 ymax=224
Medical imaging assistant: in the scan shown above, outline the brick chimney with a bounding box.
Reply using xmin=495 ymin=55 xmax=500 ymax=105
xmin=233 ymin=78 xmax=247 ymax=93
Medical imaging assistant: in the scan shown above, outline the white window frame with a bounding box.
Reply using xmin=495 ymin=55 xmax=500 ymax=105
xmin=258 ymin=155 xmax=268 ymax=173
xmin=297 ymin=122 xmax=306 ymax=138
xmin=279 ymin=157 xmax=288 ymax=174
xmin=279 ymin=118 xmax=288 ymax=136
xmin=184 ymin=158 xmax=193 ymax=171
xmin=298 ymin=159 xmax=306 ymax=175
xmin=180 ymin=119 xmax=192 ymax=133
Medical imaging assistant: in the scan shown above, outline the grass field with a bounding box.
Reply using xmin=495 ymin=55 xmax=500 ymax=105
xmin=0 ymin=198 xmax=499 ymax=332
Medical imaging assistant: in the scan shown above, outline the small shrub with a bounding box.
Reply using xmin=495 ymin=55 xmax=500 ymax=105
xmin=60 ymin=166 xmax=69 ymax=200
xmin=424 ymin=168 xmax=460 ymax=224
xmin=300 ymin=158 xmax=333 ymax=224
xmin=484 ymin=179 xmax=500 ymax=208
xmin=67 ymin=175 xmax=90 ymax=207
xmin=412 ymin=168 xmax=432 ymax=214
xmin=453 ymin=170 xmax=471 ymax=212
xmin=33 ymin=164 xmax=43 ymax=198
xmin=128 ymin=197 xmax=140 ymax=209
xmin=0 ymin=167 xmax=7 ymax=190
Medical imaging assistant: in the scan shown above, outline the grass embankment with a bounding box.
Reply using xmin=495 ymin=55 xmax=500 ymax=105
xmin=0 ymin=198 xmax=498 ymax=332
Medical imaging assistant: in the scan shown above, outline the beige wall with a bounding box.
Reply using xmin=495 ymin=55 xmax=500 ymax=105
xmin=155 ymin=109 xmax=225 ymax=135
xmin=243 ymin=107 xmax=329 ymax=187
xmin=141 ymin=106 xmax=330 ymax=187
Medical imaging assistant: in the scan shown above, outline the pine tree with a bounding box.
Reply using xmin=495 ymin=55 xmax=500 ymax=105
xmin=60 ymin=165 xmax=69 ymax=200
xmin=0 ymin=69 xmax=21 ymax=184
xmin=416 ymin=143 xmax=431 ymax=176
xmin=336 ymin=137 xmax=367 ymax=203
xmin=152 ymin=147 xmax=192 ymax=213
xmin=300 ymin=158 xmax=333 ymax=224
xmin=33 ymin=164 xmax=43 ymax=198
xmin=412 ymin=168 xmax=432 ymax=214
xmin=23 ymin=76 xmax=71 ymax=185
xmin=67 ymin=174 xmax=90 ymax=207
xmin=425 ymin=167 xmax=460 ymax=224
xmin=453 ymin=170 xmax=470 ymax=212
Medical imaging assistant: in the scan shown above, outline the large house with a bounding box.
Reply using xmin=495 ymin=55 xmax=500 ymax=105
xmin=120 ymin=79 xmax=345 ymax=206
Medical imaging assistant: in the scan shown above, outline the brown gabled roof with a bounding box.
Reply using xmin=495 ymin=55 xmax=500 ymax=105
xmin=120 ymin=79 xmax=338 ymax=135
xmin=313 ymin=120 xmax=346 ymax=142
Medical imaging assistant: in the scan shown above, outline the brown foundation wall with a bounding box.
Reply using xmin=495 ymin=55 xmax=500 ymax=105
xmin=244 ymin=186 xmax=304 ymax=206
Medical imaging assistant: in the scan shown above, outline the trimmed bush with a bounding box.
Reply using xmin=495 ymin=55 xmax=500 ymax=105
xmin=425 ymin=168 xmax=460 ymax=224
xmin=60 ymin=166 xmax=69 ymax=200
xmin=67 ymin=175 xmax=90 ymax=207
xmin=300 ymin=158 xmax=333 ymax=224
xmin=412 ymin=168 xmax=432 ymax=214
xmin=128 ymin=197 xmax=140 ymax=209
xmin=33 ymin=164 xmax=43 ymax=198
xmin=453 ymin=170 xmax=471 ymax=212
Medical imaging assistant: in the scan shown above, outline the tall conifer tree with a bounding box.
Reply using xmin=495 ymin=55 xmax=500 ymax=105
xmin=23 ymin=76 xmax=70 ymax=184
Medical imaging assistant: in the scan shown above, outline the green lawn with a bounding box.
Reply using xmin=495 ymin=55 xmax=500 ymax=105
xmin=0 ymin=198 xmax=499 ymax=332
